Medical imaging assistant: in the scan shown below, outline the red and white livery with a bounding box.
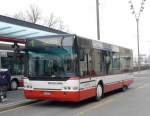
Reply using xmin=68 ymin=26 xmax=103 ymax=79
xmin=24 ymin=34 xmax=133 ymax=102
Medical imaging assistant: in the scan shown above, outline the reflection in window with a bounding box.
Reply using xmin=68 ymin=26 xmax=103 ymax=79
xmin=28 ymin=47 xmax=78 ymax=78
xmin=79 ymin=48 xmax=92 ymax=77
xmin=112 ymin=53 xmax=120 ymax=70
xmin=1 ymin=52 xmax=24 ymax=75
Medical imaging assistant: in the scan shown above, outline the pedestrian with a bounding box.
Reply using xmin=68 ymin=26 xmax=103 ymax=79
xmin=105 ymin=53 xmax=111 ymax=74
xmin=0 ymin=69 xmax=10 ymax=102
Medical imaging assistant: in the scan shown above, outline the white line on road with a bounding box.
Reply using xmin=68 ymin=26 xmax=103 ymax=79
xmin=76 ymin=99 xmax=115 ymax=116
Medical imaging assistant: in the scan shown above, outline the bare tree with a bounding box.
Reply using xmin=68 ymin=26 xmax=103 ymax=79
xmin=13 ymin=12 xmax=26 ymax=21
xmin=45 ymin=15 xmax=70 ymax=32
xmin=58 ymin=20 xmax=70 ymax=32
xmin=45 ymin=13 xmax=58 ymax=28
xmin=12 ymin=5 xmax=41 ymax=24
xmin=26 ymin=5 xmax=41 ymax=24
xmin=57 ymin=18 xmax=65 ymax=31
xmin=11 ymin=4 xmax=70 ymax=32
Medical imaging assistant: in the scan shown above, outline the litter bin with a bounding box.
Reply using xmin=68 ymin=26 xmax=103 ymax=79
xmin=0 ymin=69 xmax=11 ymax=102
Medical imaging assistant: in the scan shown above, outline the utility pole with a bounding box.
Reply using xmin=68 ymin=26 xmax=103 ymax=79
xmin=129 ymin=0 xmax=146 ymax=71
xmin=136 ymin=18 xmax=140 ymax=71
xmin=96 ymin=0 xmax=100 ymax=40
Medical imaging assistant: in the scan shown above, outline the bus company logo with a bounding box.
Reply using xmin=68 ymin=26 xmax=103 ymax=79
xmin=48 ymin=82 xmax=63 ymax=85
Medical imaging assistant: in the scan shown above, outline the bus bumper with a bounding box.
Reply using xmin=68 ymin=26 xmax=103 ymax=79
xmin=24 ymin=90 xmax=80 ymax=102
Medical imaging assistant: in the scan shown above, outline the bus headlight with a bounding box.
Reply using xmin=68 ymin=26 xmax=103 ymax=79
xmin=64 ymin=86 xmax=78 ymax=90
xmin=64 ymin=87 xmax=67 ymax=90
xmin=24 ymin=84 xmax=32 ymax=89
xmin=27 ymin=85 xmax=32 ymax=88
xmin=72 ymin=87 xmax=78 ymax=90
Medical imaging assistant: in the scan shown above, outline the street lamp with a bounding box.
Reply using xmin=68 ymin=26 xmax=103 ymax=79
xmin=96 ymin=0 xmax=100 ymax=40
xmin=129 ymin=0 xmax=146 ymax=71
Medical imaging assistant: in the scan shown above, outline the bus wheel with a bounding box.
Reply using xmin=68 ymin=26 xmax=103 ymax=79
xmin=95 ymin=84 xmax=103 ymax=101
xmin=122 ymin=86 xmax=128 ymax=92
xmin=11 ymin=80 xmax=18 ymax=90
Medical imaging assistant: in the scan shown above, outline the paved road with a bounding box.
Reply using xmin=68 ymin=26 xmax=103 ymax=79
xmin=1 ymin=70 xmax=150 ymax=116
xmin=0 ymin=88 xmax=36 ymax=111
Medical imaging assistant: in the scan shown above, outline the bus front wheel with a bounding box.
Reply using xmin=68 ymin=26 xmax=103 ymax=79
xmin=122 ymin=86 xmax=128 ymax=92
xmin=11 ymin=80 xmax=18 ymax=90
xmin=95 ymin=84 xmax=103 ymax=101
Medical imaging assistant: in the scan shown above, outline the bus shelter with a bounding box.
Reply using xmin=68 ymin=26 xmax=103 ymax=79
xmin=0 ymin=15 xmax=66 ymax=90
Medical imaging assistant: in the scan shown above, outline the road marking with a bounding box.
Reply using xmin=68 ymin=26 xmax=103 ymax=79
xmin=0 ymin=101 xmax=45 ymax=114
xmin=76 ymin=99 xmax=115 ymax=116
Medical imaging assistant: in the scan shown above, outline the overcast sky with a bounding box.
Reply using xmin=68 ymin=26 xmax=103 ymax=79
xmin=0 ymin=0 xmax=150 ymax=57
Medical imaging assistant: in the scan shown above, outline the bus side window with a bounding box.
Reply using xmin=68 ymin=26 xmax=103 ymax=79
xmin=91 ymin=49 xmax=100 ymax=76
xmin=99 ymin=51 xmax=111 ymax=75
xmin=112 ymin=52 xmax=120 ymax=74
xmin=79 ymin=48 xmax=92 ymax=77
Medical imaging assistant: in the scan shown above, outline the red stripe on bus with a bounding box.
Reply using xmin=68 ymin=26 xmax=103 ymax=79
xmin=24 ymin=90 xmax=80 ymax=102
xmin=24 ymin=79 xmax=133 ymax=102
xmin=79 ymin=88 xmax=96 ymax=101
xmin=19 ymin=80 xmax=24 ymax=87
xmin=104 ymin=79 xmax=133 ymax=93
xmin=24 ymin=88 xmax=97 ymax=102
xmin=123 ymin=79 xmax=133 ymax=86
xmin=0 ymin=37 xmax=25 ymax=44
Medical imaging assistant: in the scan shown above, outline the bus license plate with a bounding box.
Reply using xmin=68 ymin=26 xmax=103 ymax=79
xmin=43 ymin=92 xmax=51 ymax=95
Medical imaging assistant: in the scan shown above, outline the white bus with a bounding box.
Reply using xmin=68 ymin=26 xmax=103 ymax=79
xmin=24 ymin=34 xmax=133 ymax=102
xmin=0 ymin=38 xmax=25 ymax=90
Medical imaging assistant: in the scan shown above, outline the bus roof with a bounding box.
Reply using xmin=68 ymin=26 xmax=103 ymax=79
xmin=26 ymin=34 xmax=132 ymax=53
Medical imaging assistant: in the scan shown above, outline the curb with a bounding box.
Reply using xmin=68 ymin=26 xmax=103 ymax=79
xmin=0 ymin=100 xmax=39 ymax=112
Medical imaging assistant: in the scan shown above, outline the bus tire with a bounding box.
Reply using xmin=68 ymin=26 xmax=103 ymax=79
xmin=11 ymin=80 xmax=18 ymax=90
xmin=122 ymin=85 xmax=128 ymax=92
xmin=95 ymin=84 xmax=103 ymax=101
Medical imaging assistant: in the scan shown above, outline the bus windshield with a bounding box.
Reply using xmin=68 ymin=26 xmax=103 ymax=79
xmin=25 ymin=36 xmax=79 ymax=80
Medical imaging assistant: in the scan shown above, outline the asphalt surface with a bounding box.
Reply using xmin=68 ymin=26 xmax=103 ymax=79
xmin=0 ymin=88 xmax=37 ymax=111
xmin=0 ymin=70 xmax=150 ymax=116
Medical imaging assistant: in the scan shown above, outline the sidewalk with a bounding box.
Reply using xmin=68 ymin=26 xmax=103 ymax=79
xmin=0 ymin=89 xmax=38 ymax=112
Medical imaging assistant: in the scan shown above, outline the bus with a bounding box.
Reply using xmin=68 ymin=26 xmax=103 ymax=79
xmin=0 ymin=37 xmax=25 ymax=90
xmin=23 ymin=34 xmax=133 ymax=102
xmin=0 ymin=50 xmax=25 ymax=90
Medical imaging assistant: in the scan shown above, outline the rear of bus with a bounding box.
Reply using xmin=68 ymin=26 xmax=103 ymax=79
xmin=23 ymin=35 xmax=81 ymax=102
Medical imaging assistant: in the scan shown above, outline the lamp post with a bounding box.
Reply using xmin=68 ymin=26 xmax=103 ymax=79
xmin=129 ymin=0 xmax=146 ymax=71
xmin=96 ymin=0 xmax=100 ymax=40
xmin=136 ymin=18 xmax=140 ymax=71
